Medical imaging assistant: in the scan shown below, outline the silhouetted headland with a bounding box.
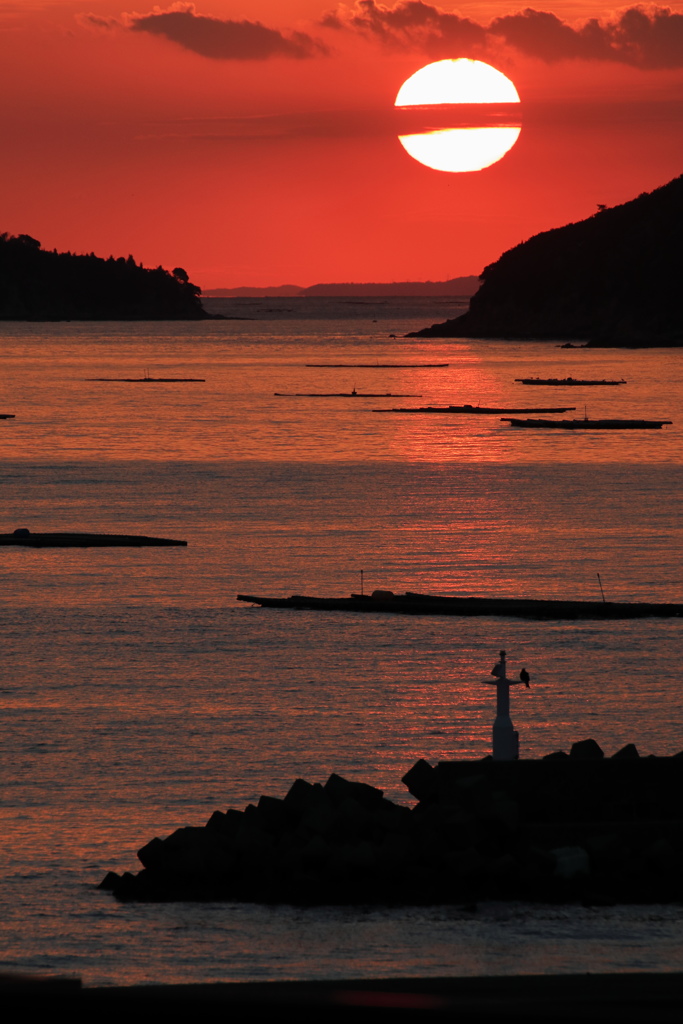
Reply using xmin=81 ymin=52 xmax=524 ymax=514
xmin=0 ymin=233 xmax=221 ymax=321
xmin=237 ymin=590 xmax=683 ymax=620
xmin=101 ymin=744 xmax=683 ymax=906
xmin=408 ymin=175 xmax=683 ymax=346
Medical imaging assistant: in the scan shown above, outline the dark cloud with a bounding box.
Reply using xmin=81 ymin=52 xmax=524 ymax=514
xmin=490 ymin=6 xmax=683 ymax=68
xmin=608 ymin=5 xmax=683 ymax=68
xmin=488 ymin=10 xmax=613 ymax=62
xmin=322 ymin=0 xmax=486 ymax=57
xmin=119 ymin=4 xmax=328 ymax=60
xmin=324 ymin=2 xmax=683 ymax=69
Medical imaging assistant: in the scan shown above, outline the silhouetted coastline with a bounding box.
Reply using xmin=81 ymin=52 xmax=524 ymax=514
xmin=408 ymin=175 xmax=683 ymax=347
xmin=0 ymin=233 xmax=221 ymax=321
xmin=204 ymin=276 xmax=480 ymax=298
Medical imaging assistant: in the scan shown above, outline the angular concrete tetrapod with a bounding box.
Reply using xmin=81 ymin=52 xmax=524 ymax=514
xmin=483 ymin=649 xmax=525 ymax=760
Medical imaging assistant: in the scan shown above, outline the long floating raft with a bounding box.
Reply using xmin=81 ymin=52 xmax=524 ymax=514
xmin=237 ymin=590 xmax=682 ymax=620
xmin=275 ymin=392 xmax=423 ymax=398
xmin=305 ymin=363 xmax=449 ymax=368
xmin=515 ymin=377 xmax=627 ymax=386
xmin=374 ymin=404 xmax=576 ymax=414
xmin=1 ymin=529 xmax=187 ymax=547
xmin=87 ymin=377 xmax=205 ymax=382
xmin=0 ymin=413 xmax=15 ymax=419
xmin=502 ymin=417 xmax=672 ymax=430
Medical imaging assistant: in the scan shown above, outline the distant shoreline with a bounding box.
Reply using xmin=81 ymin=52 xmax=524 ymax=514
xmin=204 ymin=276 xmax=479 ymax=299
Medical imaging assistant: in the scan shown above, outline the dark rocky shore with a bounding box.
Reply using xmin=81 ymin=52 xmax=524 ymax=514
xmin=408 ymin=175 xmax=683 ymax=346
xmin=101 ymin=741 xmax=683 ymax=906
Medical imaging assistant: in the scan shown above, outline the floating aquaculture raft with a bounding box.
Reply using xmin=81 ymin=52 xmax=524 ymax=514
xmin=1 ymin=530 xmax=187 ymax=547
xmin=237 ymin=591 xmax=682 ymax=620
xmin=502 ymin=417 xmax=671 ymax=430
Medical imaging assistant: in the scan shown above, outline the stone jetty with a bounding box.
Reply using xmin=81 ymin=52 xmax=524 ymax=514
xmin=101 ymin=742 xmax=683 ymax=905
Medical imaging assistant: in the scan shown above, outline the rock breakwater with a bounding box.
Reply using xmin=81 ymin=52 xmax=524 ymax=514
xmin=101 ymin=741 xmax=683 ymax=905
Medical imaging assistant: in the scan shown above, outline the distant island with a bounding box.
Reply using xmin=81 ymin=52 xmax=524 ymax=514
xmin=204 ymin=276 xmax=479 ymax=298
xmin=408 ymin=175 xmax=683 ymax=347
xmin=0 ymin=233 xmax=214 ymax=320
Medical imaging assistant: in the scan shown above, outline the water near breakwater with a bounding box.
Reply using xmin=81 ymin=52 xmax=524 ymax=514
xmin=1 ymin=302 xmax=682 ymax=985
xmin=102 ymin=745 xmax=683 ymax=907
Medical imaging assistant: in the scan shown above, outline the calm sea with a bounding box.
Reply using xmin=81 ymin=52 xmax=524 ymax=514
xmin=1 ymin=297 xmax=682 ymax=985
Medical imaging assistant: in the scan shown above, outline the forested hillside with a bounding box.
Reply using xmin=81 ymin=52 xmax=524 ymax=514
xmin=410 ymin=176 xmax=683 ymax=346
xmin=0 ymin=234 xmax=209 ymax=320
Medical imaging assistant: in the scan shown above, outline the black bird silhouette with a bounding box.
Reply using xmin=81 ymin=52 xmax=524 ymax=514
xmin=520 ymin=668 xmax=530 ymax=688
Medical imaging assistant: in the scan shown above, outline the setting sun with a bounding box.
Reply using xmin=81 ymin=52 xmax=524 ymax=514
xmin=395 ymin=59 xmax=521 ymax=106
xmin=395 ymin=59 xmax=521 ymax=173
xmin=398 ymin=126 xmax=522 ymax=173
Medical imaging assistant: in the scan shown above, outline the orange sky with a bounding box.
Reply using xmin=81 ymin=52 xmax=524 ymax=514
xmin=1 ymin=1 xmax=682 ymax=287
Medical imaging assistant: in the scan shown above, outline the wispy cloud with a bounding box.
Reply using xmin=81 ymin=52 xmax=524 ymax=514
xmin=1 ymin=2 xmax=51 ymax=22
xmin=133 ymin=109 xmax=387 ymax=141
xmin=491 ymin=6 xmax=683 ymax=68
xmin=324 ymin=2 xmax=683 ymax=69
xmin=76 ymin=13 xmax=120 ymax=30
xmin=130 ymin=96 xmax=683 ymax=145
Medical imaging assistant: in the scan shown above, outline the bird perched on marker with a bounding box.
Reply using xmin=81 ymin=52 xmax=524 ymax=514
xmin=520 ymin=668 xmax=530 ymax=688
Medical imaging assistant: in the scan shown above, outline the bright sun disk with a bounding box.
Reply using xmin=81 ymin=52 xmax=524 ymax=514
xmin=395 ymin=59 xmax=521 ymax=173
xmin=395 ymin=58 xmax=521 ymax=106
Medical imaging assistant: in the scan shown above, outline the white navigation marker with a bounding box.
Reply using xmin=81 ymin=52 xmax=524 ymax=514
xmin=483 ymin=649 xmax=528 ymax=760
